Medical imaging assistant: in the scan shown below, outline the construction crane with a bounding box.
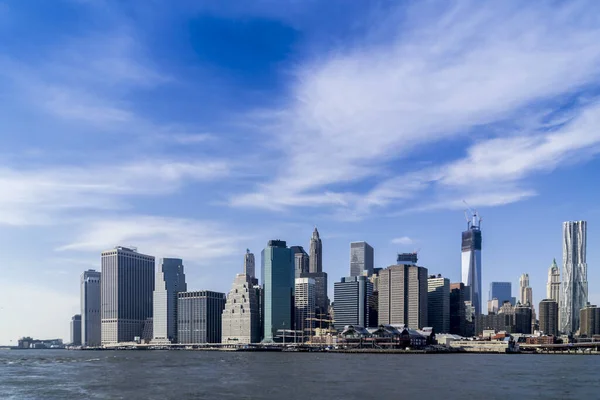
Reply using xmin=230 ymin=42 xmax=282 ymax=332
xmin=463 ymin=200 xmax=482 ymax=229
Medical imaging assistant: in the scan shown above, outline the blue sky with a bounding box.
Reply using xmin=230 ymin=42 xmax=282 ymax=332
xmin=1 ymin=0 xmax=600 ymax=344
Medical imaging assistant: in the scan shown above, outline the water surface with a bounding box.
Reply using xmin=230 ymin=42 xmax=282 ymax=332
xmin=0 ymin=350 xmax=597 ymax=399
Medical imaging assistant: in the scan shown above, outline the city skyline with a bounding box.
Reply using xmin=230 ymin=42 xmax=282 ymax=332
xmin=1 ymin=218 xmax=598 ymax=344
xmin=3 ymin=0 xmax=600 ymax=345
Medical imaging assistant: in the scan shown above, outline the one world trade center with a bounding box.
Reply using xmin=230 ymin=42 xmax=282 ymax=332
xmin=461 ymin=210 xmax=482 ymax=315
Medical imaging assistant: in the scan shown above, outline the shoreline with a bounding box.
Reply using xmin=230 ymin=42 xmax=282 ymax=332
xmin=5 ymin=346 xmax=600 ymax=355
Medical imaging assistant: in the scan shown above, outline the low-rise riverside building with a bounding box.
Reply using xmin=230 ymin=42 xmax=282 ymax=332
xmin=337 ymin=324 xmax=429 ymax=349
xmin=448 ymin=339 xmax=518 ymax=353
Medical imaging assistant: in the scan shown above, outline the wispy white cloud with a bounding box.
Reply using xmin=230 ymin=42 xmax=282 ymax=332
xmin=40 ymin=85 xmax=134 ymax=124
xmin=169 ymin=133 xmax=215 ymax=144
xmin=0 ymin=23 xmax=167 ymax=128
xmin=394 ymin=101 xmax=600 ymax=213
xmin=441 ymin=105 xmax=600 ymax=187
xmin=57 ymin=215 xmax=247 ymax=263
xmin=0 ymin=159 xmax=231 ymax=226
xmin=391 ymin=236 xmax=414 ymax=246
xmin=232 ymin=1 xmax=600 ymax=216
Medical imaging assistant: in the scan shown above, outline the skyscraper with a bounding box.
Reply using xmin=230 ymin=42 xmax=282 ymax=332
xmin=379 ymin=264 xmax=428 ymax=329
xmin=487 ymin=299 xmax=500 ymax=314
xmin=302 ymin=271 xmax=329 ymax=318
xmin=397 ymin=252 xmax=418 ymax=265
xmin=244 ymin=249 xmax=256 ymax=280
xmin=539 ymin=299 xmax=559 ymax=336
xmin=450 ymin=282 xmax=468 ymax=336
xmin=580 ymin=304 xmax=600 ymax=337
xmin=295 ymin=277 xmax=316 ymax=340
xmin=547 ymin=259 xmax=560 ymax=302
xmin=153 ymin=258 xmax=187 ymax=343
xmin=291 ymin=246 xmax=309 ymax=279
xmin=428 ymin=275 xmax=450 ymax=334
xmin=514 ymin=304 xmax=533 ymax=334
xmin=461 ymin=211 xmax=482 ymax=315
xmin=309 ymin=227 xmax=322 ymax=273
xmin=261 ymin=240 xmax=294 ymax=342
xmin=80 ymin=269 xmax=101 ymax=347
xmin=177 ymin=290 xmax=225 ymax=344
xmin=333 ymin=276 xmax=373 ymax=330
xmin=101 ymin=246 xmax=155 ymax=345
xmin=350 ymin=241 xmax=374 ymax=277
xmin=489 ymin=282 xmax=514 ymax=306
xmin=70 ymin=314 xmax=82 ymax=346
xmin=222 ymin=273 xmax=261 ymax=344
xmin=519 ymin=274 xmax=533 ymax=306
xmin=560 ymin=221 xmax=588 ymax=334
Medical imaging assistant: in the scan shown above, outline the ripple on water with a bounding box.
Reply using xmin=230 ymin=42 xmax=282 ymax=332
xmin=0 ymin=351 xmax=599 ymax=400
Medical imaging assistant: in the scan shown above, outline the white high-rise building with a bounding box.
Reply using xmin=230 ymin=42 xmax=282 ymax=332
xmin=461 ymin=211 xmax=482 ymax=315
xmin=222 ymin=273 xmax=261 ymax=344
xmin=295 ymin=277 xmax=316 ymax=340
xmin=519 ymin=273 xmax=536 ymax=328
xmin=153 ymin=258 xmax=187 ymax=343
xmin=519 ymin=274 xmax=533 ymax=306
xmin=101 ymin=246 xmax=155 ymax=345
xmin=560 ymin=221 xmax=588 ymax=335
xmin=81 ymin=269 xmax=101 ymax=347
xmin=547 ymin=259 xmax=560 ymax=302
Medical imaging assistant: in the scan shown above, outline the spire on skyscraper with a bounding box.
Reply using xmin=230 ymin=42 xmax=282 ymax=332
xmin=547 ymin=258 xmax=561 ymax=303
xmin=309 ymin=227 xmax=322 ymax=273
xmin=244 ymin=250 xmax=256 ymax=280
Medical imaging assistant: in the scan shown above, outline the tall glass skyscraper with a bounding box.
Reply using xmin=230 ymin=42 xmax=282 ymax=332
xmin=461 ymin=212 xmax=482 ymax=315
xmin=350 ymin=241 xmax=374 ymax=277
xmin=261 ymin=240 xmax=294 ymax=342
xmin=153 ymin=258 xmax=187 ymax=343
xmin=489 ymin=282 xmax=513 ymax=306
xmin=333 ymin=276 xmax=373 ymax=330
xmin=560 ymin=220 xmax=588 ymax=334
xmin=428 ymin=275 xmax=450 ymax=334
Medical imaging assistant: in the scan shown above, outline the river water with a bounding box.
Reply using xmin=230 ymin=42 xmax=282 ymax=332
xmin=0 ymin=350 xmax=598 ymax=399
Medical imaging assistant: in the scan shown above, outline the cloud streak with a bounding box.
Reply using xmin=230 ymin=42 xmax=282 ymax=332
xmin=57 ymin=215 xmax=248 ymax=263
xmin=232 ymin=0 xmax=600 ymax=217
xmin=391 ymin=236 xmax=414 ymax=246
xmin=0 ymin=159 xmax=231 ymax=226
